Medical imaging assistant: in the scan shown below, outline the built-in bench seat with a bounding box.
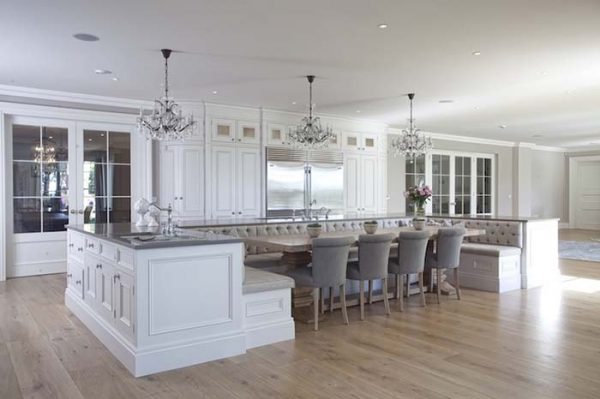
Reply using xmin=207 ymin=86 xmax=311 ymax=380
xmin=460 ymin=243 xmax=521 ymax=257
xmin=242 ymin=267 xmax=295 ymax=349
xmin=244 ymin=253 xmax=284 ymax=273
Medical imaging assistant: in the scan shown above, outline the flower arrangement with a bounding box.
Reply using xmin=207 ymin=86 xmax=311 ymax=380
xmin=404 ymin=184 xmax=433 ymax=216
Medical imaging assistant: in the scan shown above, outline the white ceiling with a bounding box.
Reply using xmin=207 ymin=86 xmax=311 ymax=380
xmin=2 ymin=0 xmax=600 ymax=147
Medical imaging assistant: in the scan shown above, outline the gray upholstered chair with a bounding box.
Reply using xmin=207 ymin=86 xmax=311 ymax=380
xmin=388 ymin=230 xmax=430 ymax=311
xmin=426 ymin=226 xmax=466 ymax=304
xmin=288 ymin=236 xmax=355 ymax=331
xmin=346 ymin=233 xmax=396 ymax=320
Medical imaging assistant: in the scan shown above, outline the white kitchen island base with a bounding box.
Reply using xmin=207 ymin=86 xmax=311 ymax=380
xmin=65 ymin=226 xmax=295 ymax=377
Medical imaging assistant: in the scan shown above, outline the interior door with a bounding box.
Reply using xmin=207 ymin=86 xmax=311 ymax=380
xmin=575 ymin=160 xmax=600 ymax=229
xmin=9 ymin=117 xmax=77 ymax=277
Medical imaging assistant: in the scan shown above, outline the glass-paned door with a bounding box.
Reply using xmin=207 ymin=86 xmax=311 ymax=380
xmin=405 ymin=155 xmax=425 ymax=213
xmin=476 ymin=157 xmax=493 ymax=214
xmin=81 ymin=129 xmax=131 ymax=224
xmin=454 ymin=156 xmax=472 ymax=215
xmin=430 ymin=154 xmax=450 ymax=214
xmin=12 ymin=124 xmax=72 ymax=233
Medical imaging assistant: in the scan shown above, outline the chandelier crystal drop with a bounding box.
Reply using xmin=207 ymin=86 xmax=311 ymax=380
xmin=390 ymin=93 xmax=433 ymax=163
xmin=287 ymin=75 xmax=334 ymax=148
xmin=138 ymin=49 xmax=196 ymax=141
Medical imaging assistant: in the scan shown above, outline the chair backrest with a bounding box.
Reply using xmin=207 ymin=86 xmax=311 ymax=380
xmin=357 ymin=233 xmax=396 ymax=280
xmin=436 ymin=227 xmax=465 ymax=269
xmin=312 ymin=236 xmax=355 ymax=287
xmin=396 ymin=230 xmax=430 ymax=274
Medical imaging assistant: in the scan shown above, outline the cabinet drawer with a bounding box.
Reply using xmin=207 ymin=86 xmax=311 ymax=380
xmin=117 ymin=248 xmax=134 ymax=271
xmin=85 ymin=237 xmax=100 ymax=254
xmin=100 ymin=241 xmax=118 ymax=262
xmin=68 ymin=232 xmax=86 ymax=261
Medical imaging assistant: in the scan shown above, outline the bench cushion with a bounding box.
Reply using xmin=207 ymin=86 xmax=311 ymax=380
xmin=244 ymin=252 xmax=283 ymax=270
xmin=461 ymin=243 xmax=521 ymax=257
xmin=243 ymin=267 xmax=295 ymax=294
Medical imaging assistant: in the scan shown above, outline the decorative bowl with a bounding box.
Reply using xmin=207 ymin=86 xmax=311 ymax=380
xmin=307 ymin=225 xmax=322 ymax=238
xmin=364 ymin=222 xmax=378 ymax=234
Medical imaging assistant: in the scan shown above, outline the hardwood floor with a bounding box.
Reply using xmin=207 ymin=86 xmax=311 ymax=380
xmin=1 ymin=229 xmax=600 ymax=398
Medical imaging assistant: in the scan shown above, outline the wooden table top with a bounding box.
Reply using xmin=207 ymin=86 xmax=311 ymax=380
xmin=243 ymin=226 xmax=485 ymax=253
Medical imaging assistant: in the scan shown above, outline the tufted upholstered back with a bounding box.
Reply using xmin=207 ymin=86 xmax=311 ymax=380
xmin=192 ymin=217 xmax=523 ymax=254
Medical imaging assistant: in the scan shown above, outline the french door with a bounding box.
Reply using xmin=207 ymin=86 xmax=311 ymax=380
xmin=8 ymin=117 xmax=134 ymax=277
xmin=424 ymin=151 xmax=495 ymax=216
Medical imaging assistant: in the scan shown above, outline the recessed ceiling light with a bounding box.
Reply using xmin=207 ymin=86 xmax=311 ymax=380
xmin=100 ymin=133 xmax=105 ymax=137
xmin=499 ymin=124 xmax=507 ymax=129
xmin=292 ymin=101 xmax=297 ymax=105
xmin=48 ymin=136 xmax=53 ymax=139
xmin=474 ymin=106 xmax=480 ymax=110
xmin=73 ymin=33 xmax=99 ymax=42
xmin=356 ymin=110 xmax=361 ymax=113
xmin=94 ymin=69 xmax=111 ymax=75
xmin=472 ymin=51 xmax=481 ymax=56
xmin=212 ymin=90 xmax=218 ymax=95
xmin=111 ymin=77 xmax=119 ymax=81
xmin=378 ymin=23 xmax=388 ymax=29
xmin=532 ymin=134 xmax=543 ymax=138
xmin=439 ymin=99 xmax=454 ymax=103
xmin=88 ymin=138 xmax=93 ymax=141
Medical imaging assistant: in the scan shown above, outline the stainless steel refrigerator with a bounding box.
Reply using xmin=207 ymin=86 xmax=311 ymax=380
xmin=266 ymin=147 xmax=344 ymax=217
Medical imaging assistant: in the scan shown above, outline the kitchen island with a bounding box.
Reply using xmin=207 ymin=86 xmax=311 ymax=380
xmin=65 ymin=224 xmax=294 ymax=377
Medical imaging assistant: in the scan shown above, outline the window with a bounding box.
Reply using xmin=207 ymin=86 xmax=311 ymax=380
xmin=82 ymin=130 xmax=131 ymax=224
xmin=404 ymin=155 xmax=425 ymax=213
xmin=431 ymin=154 xmax=450 ymax=214
xmin=12 ymin=124 xmax=69 ymax=233
xmin=476 ymin=157 xmax=493 ymax=214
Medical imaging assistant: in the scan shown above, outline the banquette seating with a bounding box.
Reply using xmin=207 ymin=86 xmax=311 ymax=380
xmin=192 ymin=217 xmax=524 ymax=294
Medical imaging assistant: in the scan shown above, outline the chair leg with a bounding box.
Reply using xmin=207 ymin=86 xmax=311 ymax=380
xmin=382 ymin=278 xmax=391 ymax=315
xmin=395 ymin=274 xmax=401 ymax=299
xmin=418 ymin=272 xmax=426 ymax=307
xmin=436 ymin=268 xmax=442 ymax=304
xmin=320 ymin=288 xmax=325 ymax=314
xmin=405 ymin=275 xmax=410 ymax=298
xmin=429 ymin=269 xmax=434 ymax=292
xmin=398 ymin=275 xmax=404 ymax=311
xmin=454 ymin=268 xmax=461 ymax=300
xmin=340 ymin=284 xmax=349 ymax=325
xmin=368 ymin=280 xmax=373 ymax=304
xmin=313 ymin=288 xmax=319 ymax=331
xmin=329 ymin=287 xmax=334 ymax=312
xmin=359 ymin=281 xmax=365 ymax=321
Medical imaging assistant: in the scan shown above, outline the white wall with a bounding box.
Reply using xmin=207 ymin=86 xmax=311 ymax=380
xmin=531 ymin=150 xmax=567 ymax=220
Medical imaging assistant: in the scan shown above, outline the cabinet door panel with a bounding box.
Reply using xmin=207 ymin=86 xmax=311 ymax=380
xmin=362 ymin=134 xmax=379 ymax=153
xmin=344 ymin=155 xmax=360 ymax=211
xmin=266 ymin=123 xmax=288 ymax=146
xmin=67 ymin=260 xmax=84 ymax=299
xmin=211 ymin=119 xmax=236 ymax=143
xmin=237 ymin=121 xmax=260 ymax=145
xmin=159 ymin=145 xmax=177 ymax=207
xmin=342 ymin=132 xmax=361 ymax=152
xmin=95 ymin=262 xmax=114 ymax=323
xmin=236 ymin=147 xmax=261 ymax=217
xmin=83 ymin=254 xmax=99 ymax=305
xmin=361 ymin=156 xmax=378 ymax=212
xmin=115 ymin=271 xmax=135 ymax=342
xmin=179 ymin=146 xmax=205 ymax=218
xmin=211 ymin=146 xmax=236 ymax=217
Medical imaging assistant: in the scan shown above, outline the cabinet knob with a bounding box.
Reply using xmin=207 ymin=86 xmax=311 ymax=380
xmin=238 ymin=212 xmax=242 ymax=215
xmin=174 ymin=196 xmax=178 ymax=200
xmin=69 ymin=243 xmax=74 ymax=248
xmin=231 ymin=212 xmax=235 ymax=215
xmin=76 ymin=280 xmax=82 ymax=285
xmin=179 ymin=197 xmax=183 ymax=200
xmin=231 ymin=138 xmax=235 ymax=142
xmin=96 ymin=264 xmax=102 ymax=269
xmin=67 ymin=273 xmax=72 ymax=278
xmin=69 ymin=209 xmax=77 ymax=214
xmin=238 ymin=138 xmax=242 ymax=142
xmin=88 ymin=243 xmax=94 ymax=248
xmin=77 ymin=247 xmax=83 ymax=252
xmin=78 ymin=210 xmax=84 ymax=214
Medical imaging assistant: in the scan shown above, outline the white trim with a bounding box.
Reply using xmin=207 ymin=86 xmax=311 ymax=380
xmin=531 ymin=145 xmax=566 ymax=153
xmin=568 ymin=155 xmax=600 ymax=229
xmin=0 ymin=111 xmax=5 ymax=281
xmin=0 ymin=101 xmax=138 ymax=125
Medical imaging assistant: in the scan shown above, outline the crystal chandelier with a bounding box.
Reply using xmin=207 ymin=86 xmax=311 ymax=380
xmin=287 ymin=75 xmax=334 ymax=148
xmin=34 ymin=145 xmax=56 ymax=163
xmin=390 ymin=93 xmax=433 ymax=163
xmin=138 ymin=49 xmax=196 ymax=141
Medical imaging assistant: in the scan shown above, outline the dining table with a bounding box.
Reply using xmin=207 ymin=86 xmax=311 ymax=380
xmin=243 ymin=225 xmax=486 ymax=322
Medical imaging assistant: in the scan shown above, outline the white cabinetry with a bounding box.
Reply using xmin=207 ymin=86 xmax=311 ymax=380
xmin=211 ymin=145 xmax=261 ymax=218
xmin=342 ymin=132 xmax=379 ymax=153
xmin=211 ymin=118 xmax=259 ymax=145
xmin=344 ymin=153 xmax=378 ymax=213
xmin=159 ymin=144 xmax=205 ymax=219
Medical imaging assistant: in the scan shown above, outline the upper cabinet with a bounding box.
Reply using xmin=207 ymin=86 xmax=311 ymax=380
xmin=266 ymin=123 xmax=288 ymax=146
xmin=342 ymin=132 xmax=379 ymax=153
xmin=211 ymin=118 xmax=259 ymax=145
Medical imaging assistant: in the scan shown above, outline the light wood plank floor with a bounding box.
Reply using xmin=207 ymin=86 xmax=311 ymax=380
xmin=1 ymin=229 xmax=600 ymax=398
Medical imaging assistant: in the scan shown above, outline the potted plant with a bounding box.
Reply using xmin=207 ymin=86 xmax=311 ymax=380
xmin=404 ymin=184 xmax=432 ymax=231
xmin=306 ymin=223 xmax=322 ymax=238
xmin=363 ymin=220 xmax=378 ymax=234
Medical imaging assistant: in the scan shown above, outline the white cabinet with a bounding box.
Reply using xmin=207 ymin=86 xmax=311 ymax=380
xmin=211 ymin=145 xmax=261 ymax=218
xmin=95 ymin=259 xmax=115 ymax=324
xmin=159 ymin=144 xmax=205 ymax=219
xmin=342 ymin=132 xmax=379 ymax=153
xmin=344 ymin=154 xmax=378 ymax=213
xmin=211 ymin=118 xmax=260 ymax=145
xmin=378 ymin=157 xmax=389 ymax=213
xmin=67 ymin=260 xmax=84 ymax=299
xmin=114 ymin=271 xmax=135 ymax=341
xmin=266 ymin=123 xmax=288 ymax=146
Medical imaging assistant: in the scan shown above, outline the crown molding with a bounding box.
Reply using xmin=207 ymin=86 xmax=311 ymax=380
xmin=530 ymin=145 xmax=566 ymax=152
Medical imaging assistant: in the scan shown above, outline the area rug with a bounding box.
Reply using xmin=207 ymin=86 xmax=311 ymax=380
xmin=559 ymin=240 xmax=600 ymax=262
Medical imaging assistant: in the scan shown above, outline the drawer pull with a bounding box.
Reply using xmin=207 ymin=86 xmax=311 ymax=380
xmin=77 ymin=247 xmax=83 ymax=252
xmin=75 ymin=280 xmax=82 ymax=285
xmin=68 ymin=243 xmax=74 ymax=248
xmin=67 ymin=273 xmax=73 ymax=278
xmin=96 ymin=264 xmax=103 ymax=269
xmin=88 ymin=243 xmax=95 ymax=248
xmin=113 ymin=274 xmax=121 ymax=283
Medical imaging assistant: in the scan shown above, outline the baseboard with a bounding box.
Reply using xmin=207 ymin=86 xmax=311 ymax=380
xmin=558 ymin=223 xmax=570 ymax=229
xmin=8 ymin=260 xmax=66 ymax=278
xmin=245 ymin=319 xmax=295 ymax=349
xmin=521 ymin=270 xmax=560 ymax=289
xmin=66 ymin=289 xmax=247 ymax=377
